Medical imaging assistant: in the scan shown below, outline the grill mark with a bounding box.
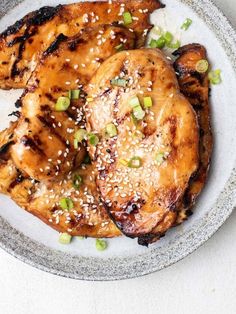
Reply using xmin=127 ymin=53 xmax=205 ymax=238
xmin=7 ymin=5 xmax=64 ymax=78
xmin=11 ymin=31 xmax=28 ymax=78
xmin=1 ymin=5 xmax=62 ymax=38
xmin=8 ymin=170 xmax=24 ymax=190
xmin=67 ymin=37 xmax=86 ymax=51
xmin=64 ymin=108 xmax=78 ymax=121
xmin=138 ymin=233 xmax=161 ymax=247
xmin=0 ymin=141 xmax=14 ymax=160
xmin=8 ymin=111 xmax=21 ymax=118
xmin=7 ymin=29 xmax=36 ymax=47
xmin=37 ymin=115 xmax=68 ymax=147
xmin=43 ymin=33 xmax=67 ymax=56
xmin=21 ymin=136 xmax=47 ymax=157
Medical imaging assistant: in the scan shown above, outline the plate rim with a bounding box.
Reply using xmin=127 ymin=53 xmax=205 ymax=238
xmin=0 ymin=0 xmax=235 ymax=281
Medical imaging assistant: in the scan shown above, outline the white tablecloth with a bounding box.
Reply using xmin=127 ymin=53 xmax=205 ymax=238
xmin=0 ymin=1 xmax=235 ymax=313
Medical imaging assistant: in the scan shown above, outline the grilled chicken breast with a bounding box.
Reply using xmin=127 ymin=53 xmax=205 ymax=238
xmin=0 ymin=44 xmax=211 ymax=243
xmin=0 ymin=0 xmax=164 ymax=89
xmin=173 ymin=44 xmax=213 ymax=224
xmin=85 ymin=49 xmax=199 ymax=241
xmin=10 ymin=25 xmax=135 ymax=181
xmin=0 ymin=122 xmax=120 ymax=237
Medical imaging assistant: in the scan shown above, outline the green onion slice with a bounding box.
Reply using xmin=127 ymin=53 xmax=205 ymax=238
xmin=150 ymin=26 xmax=162 ymax=36
xmin=119 ymin=159 xmax=128 ymax=166
xmin=73 ymin=174 xmax=83 ymax=189
xmin=181 ymin=18 xmax=193 ymax=31
xmin=128 ymin=156 xmax=142 ymax=168
xmin=167 ymin=40 xmax=181 ymax=49
xmin=59 ymin=233 xmax=72 ymax=244
xmin=68 ymin=89 xmax=80 ymax=100
xmin=133 ymin=105 xmax=145 ymax=120
xmin=87 ymin=97 xmax=94 ymax=102
xmin=74 ymin=138 xmax=79 ymax=149
xmin=155 ymin=36 xmax=166 ymax=49
xmin=59 ymin=197 xmax=74 ymax=210
xmin=106 ymin=123 xmax=118 ymax=138
xmin=74 ymin=129 xmax=87 ymax=143
xmin=115 ymin=44 xmax=124 ymax=51
xmin=164 ymin=31 xmax=173 ymax=44
xmin=208 ymin=69 xmax=222 ymax=85
xmin=131 ymin=112 xmax=138 ymax=126
xmin=129 ymin=96 xmax=140 ymax=108
xmin=156 ymin=152 xmax=165 ymax=165
xmin=55 ymin=96 xmax=70 ymax=111
xmin=123 ymin=11 xmax=132 ymax=25
xmin=156 ymin=36 xmax=166 ymax=49
xmin=143 ymin=96 xmax=153 ymax=108
xmin=111 ymin=78 xmax=127 ymax=87
xmin=87 ymin=133 xmax=99 ymax=146
xmin=196 ymin=59 xmax=209 ymax=73
xmin=96 ymin=239 xmax=108 ymax=251
xmin=149 ymin=39 xmax=158 ymax=48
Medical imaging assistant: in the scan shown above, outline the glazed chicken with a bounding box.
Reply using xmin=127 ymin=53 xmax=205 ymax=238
xmin=173 ymin=44 xmax=213 ymax=225
xmin=10 ymin=24 xmax=135 ymax=181
xmin=0 ymin=43 xmax=212 ymax=243
xmin=0 ymin=122 xmax=120 ymax=237
xmin=0 ymin=0 xmax=164 ymax=89
xmin=85 ymin=49 xmax=199 ymax=242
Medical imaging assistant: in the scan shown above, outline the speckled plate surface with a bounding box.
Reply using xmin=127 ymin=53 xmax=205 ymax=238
xmin=0 ymin=0 xmax=235 ymax=281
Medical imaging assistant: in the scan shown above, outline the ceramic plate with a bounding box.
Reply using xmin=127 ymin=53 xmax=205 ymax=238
xmin=0 ymin=0 xmax=236 ymax=281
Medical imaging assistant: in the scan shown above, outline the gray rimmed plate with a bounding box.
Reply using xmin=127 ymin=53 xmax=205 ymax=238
xmin=0 ymin=0 xmax=236 ymax=281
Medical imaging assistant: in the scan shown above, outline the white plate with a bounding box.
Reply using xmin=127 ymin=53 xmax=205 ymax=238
xmin=0 ymin=0 xmax=235 ymax=280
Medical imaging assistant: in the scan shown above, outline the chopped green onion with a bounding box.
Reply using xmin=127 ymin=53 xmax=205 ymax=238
xmin=208 ymin=69 xmax=222 ymax=85
xmin=164 ymin=31 xmax=173 ymax=44
xmin=74 ymin=138 xmax=79 ymax=149
xmin=167 ymin=40 xmax=181 ymax=49
xmin=156 ymin=152 xmax=165 ymax=165
xmin=55 ymin=96 xmax=70 ymax=111
xmin=87 ymin=97 xmax=94 ymax=102
xmin=129 ymin=96 xmax=140 ymax=108
xmin=73 ymin=174 xmax=83 ymax=189
xmin=59 ymin=233 xmax=72 ymax=244
xmin=155 ymin=36 xmax=166 ymax=49
xmin=96 ymin=239 xmax=108 ymax=251
xmin=129 ymin=96 xmax=145 ymax=119
xmin=74 ymin=129 xmax=87 ymax=143
xmin=128 ymin=156 xmax=142 ymax=168
xmin=119 ymin=159 xmax=128 ymax=166
xmin=83 ymin=154 xmax=91 ymax=164
xmin=87 ymin=133 xmax=99 ymax=146
xmin=149 ymin=38 xmax=158 ymax=48
xmin=76 ymin=236 xmax=85 ymax=240
xmin=115 ymin=44 xmax=124 ymax=51
xmin=181 ymin=18 xmax=193 ymax=31
xmin=106 ymin=123 xmax=117 ymax=138
xmin=196 ymin=59 xmax=209 ymax=73
xmin=143 ymin=96 xmax=153 ymax=108
xmin=133 ymin=105 xmax=145 ymax=120
xmin=123 ymin=11 xmax=132 ymax=25
xmin=68 ymin=89 xmax=80 ymax=100
xmin=150 ymin=26 xmax=162 ymax=36
xmin=59 ymin=197 xmax=74 ymax=210
xmin=111 ymin=78 xmax=127 ymax=87
xmin=131 ymin=112 xmax=138 ymax=125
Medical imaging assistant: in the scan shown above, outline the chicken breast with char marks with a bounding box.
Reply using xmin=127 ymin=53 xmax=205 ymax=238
xmin=0 ymin=0 xmax=164 ymax=89
xmin=86 ymin=49 xmax=199 ymax=242
xmin=10 ymin=25 xmax=135 ymax=181
xmin=0 ymin=44 xmax=211 ymax=244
